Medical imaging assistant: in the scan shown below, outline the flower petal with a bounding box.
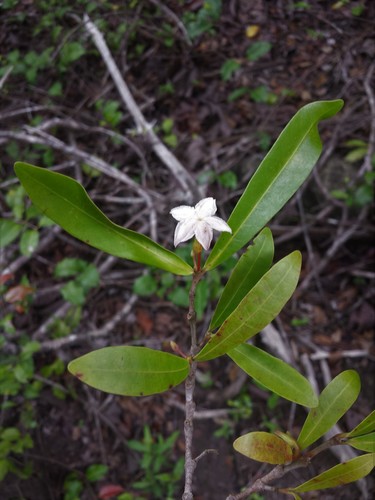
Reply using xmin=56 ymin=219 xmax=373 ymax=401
xmin=195 ymin=197 xmax=217 ymax=218
xmin=170 ymin=205 xmax=195 ymax=221
xmin=195 ymin=221 xmax=213 ymax=251
xmin=205 ymin=216 xmax=232 ymax=233
xmin=174 ymin=219 xmax=196 ymax=247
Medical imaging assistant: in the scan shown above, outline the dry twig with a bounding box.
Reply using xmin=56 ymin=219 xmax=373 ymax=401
xmin=82 ymin=14 xmax=200 ymax=201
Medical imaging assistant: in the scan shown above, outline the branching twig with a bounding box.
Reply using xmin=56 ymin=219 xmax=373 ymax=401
xmin=39 ymin=294 xmax=138 ymax=351
xmin=148 ymin=0 xmax=192 ymax=45
xmin=1 ymin=226 xmax=62 ymax=276
xmin=82 ymin=14 xmax=200 ymax=201
xmin=0 ymin=127 xmax=158 ymax=241
xmin=299 ymin=206 xmax=368 ymax=291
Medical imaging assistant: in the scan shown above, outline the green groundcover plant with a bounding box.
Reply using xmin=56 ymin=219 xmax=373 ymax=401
xmin=14 ymin=100 xmax=374 ymax=499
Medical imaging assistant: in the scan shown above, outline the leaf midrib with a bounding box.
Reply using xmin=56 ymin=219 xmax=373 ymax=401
xmin=208 ymin=110 xmax=321 ymax=267
xmin=231 ymin=346 xmax=307 ymax=400
xmin=24 ymin=169 xmax=190 ymax=271
xmin=213 ymin=236 xmax=269 ymax=328
xmin=201 ymin=259 xmax=294 ymax=358
xmin=299 ymin=382 xmax=351 ymax=447
xmin=85 ymin=366 xmax=188 ymax=376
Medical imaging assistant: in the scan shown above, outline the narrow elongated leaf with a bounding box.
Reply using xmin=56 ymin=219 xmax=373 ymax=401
xmin=196 ymin=251 xmax=301 ymax=361
xmin=210 ymin=227 xmax=274 ymax=330
xmin=347 ymin=410 xmax=375 ymax=438
xmin=346 ymin=433 xmax=375 ymax=453
xmin=68 ymin=346 xmax=189 ymax=396
xmin=297 ymin=370 xmax=361 ymax=450
xmin=14 ymin=163 xmax=193 ymax=276
xmin=205 ymin=100 xmax=344 ymax=270
xmin=228 ymin=343 xmax=318 ymax=408
xmin=233 ymin=431 xmax=293 ymax=464
xmin=292 ymin=454 xmax=375 ymax=493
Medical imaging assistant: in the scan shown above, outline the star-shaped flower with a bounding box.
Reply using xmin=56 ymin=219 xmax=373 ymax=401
xmin=170 ymin=197 xmax=232 ymax=251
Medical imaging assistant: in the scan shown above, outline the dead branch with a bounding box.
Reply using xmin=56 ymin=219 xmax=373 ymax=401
xmin=0 ymin=127 xmax=158 ymax=241
xmin=82 ymin=14 xmax=200 ymax=201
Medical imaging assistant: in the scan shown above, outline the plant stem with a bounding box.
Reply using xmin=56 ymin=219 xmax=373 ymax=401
xmin=226 ymin=433 xmax=348 ymax=499
xmin=182 ymin=271 xmax=203 ymax=500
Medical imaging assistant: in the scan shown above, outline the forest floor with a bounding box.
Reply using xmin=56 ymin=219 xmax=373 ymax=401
xmin=0 ymin=1 xmax=374 ymax=499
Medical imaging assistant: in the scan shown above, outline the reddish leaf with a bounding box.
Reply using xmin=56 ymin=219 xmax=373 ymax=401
xmin=98 ymin=484 xmax=124 ymax=499
xmin=136 ymin=308 xmax=153 ymax=335
xmin=4 ymin=285 xmax=34 ymax=303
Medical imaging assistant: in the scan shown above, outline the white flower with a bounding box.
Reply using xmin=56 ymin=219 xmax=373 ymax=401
xmin=170 ymin=197 xmax=232 ymax=251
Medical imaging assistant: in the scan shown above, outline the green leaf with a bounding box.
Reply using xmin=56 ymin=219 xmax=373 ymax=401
xmin=196 ymin=251 xmax=301 ymax=361
xmin=85 ymin=464 xmax=108 ymax=482
xmin=246 ymin=41 xmax=272 ymax=62
xmin=167 ymin=287 xmax=189 ymax=308
xmin=228 ymin=343 xmax=318 ymax=407
xmin=68 ymin=346 xmax=190 ymax=396
xmin=346 ymin=433 xmax=375 ymax=452
xmin=297 ymin=370 xmax=361 ymax=450
xmin=60 ymin=281 xmax=86 ymax=306
xmin=292 ymin=454 xmax=375 ymax=493
xmin=228 ymin=87 xmax=249 ymax=102
xmin=48 ymin=81 xmax=63 ymax=97
xmin=205 ymin=100 xmax=344 ymax=270
xmin=54 ymin=258 xmax=87 ymax=277
xmin=210 ymin=227 xmax=274 ymax=330
xmin=347 ymin=411 xmax=375 ymax=438
xmin=76 ymin=264 xmax=99 ymax=291
xmin=345 ymin=147 xmax=367 ymax=163
xmin=14 ymin=163 xmax=193 ymax=275
xmin=220 ymin=59 xmax=241 ymax=81
xmin=133 ymin=274 xmax=158 ymax=297
xmin=60 ymin=41 xmax=86 ymax=66
xmin=0 ymin=219 xmax=22 ymax=248
xmin=250 ymin=85 xmax=277 ymax=104
xmin=19 ymin=229 xmax=39 ymax=256
xmin=217 ymin=171 xmax=238 ymax=189
xmin=233 ymin=431 xmax=293 ymax=464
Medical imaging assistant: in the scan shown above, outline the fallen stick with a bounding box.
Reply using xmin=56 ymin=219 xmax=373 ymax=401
xmin=82 ymin=14 xmax=200 ymax=201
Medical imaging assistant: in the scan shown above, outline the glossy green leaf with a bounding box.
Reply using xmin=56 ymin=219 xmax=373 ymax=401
xmin=233 ymin=431 xmax=293 ymax=464
xmin=68 ymin=346 xmax=189 ymax=396
xmin=292 ymin=454 xmax=375 ymax=493
xmin=210 ymin=227 xmax=274 ymax=330
xmin=297 ymin=370 xmax=361 ymax=450
xmin=14 ymin=163 xmax=193 ymax=276
xmin=347 ymin=410 xmax=375 ymax=438
xmin=346 ymin=433 xmax=375 ymax=453
xmin=205 ymin=100 xmax=344 ymax=270
xmin=196 ymin=251 xmax=301 ymax=361
xmin=228 ymin=343 xmax=318 ymax=407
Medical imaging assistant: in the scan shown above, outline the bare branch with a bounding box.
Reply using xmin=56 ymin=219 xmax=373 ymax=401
xmin=82 ymin=14 xmax=200 ymax=201
xmin=0 ymin=127 xmax=159 ymax=241
xmin=39 ymin=294 xmax=138 ymax=351
xmin=362 ymin=63 xmax=375 ymax=175
xmin=299 ymin=206 xmax=368 ymax=291
xmin=0 ymin=65 xmax=13 ymax=90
